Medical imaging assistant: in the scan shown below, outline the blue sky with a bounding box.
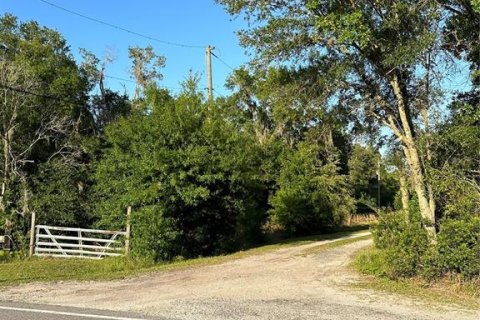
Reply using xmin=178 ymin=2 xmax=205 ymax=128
xmin=1 ymin=0 xmax=471 ymax=101
xmin=1 ymin=0 xmax=248 ymax=97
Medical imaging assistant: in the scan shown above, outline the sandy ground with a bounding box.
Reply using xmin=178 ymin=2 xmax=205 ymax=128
xmin=1 ymin=232 xmax=479 ymax=320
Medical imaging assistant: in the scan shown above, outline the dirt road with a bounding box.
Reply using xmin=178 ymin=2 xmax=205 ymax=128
xmin=1 ymin=232 xmax=479 ymax=320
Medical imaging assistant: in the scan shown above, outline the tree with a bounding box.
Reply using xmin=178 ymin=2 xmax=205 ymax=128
xmin=128 ymin=45 xmax=166 ymax=100
xmin=0 ymin=14 xmax=90 ymax=241
xmin=428 ymin=90 xmax=480 ymax=219
xmin=270 ymin=138 xmax=354 ymax=234
xmin=216 ymin=0 xmax=473 ymax=238
xmin=93 ymin=83 xmax=267 ymax=260
xmin=79 ymin=48 xmax=131 ymax=135
xmin=31 ymin=159 xmax=92 ymax=227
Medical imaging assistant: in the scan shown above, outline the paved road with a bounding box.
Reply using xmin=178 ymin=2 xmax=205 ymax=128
xmin=0 ymin=301 xmax=165 ymax=320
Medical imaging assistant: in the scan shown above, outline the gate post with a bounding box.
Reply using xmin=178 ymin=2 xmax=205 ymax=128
xmin=29 ymin=211 xmax=36 ymax=257
xmin=125 ymin=206 xmax=131 ymax=256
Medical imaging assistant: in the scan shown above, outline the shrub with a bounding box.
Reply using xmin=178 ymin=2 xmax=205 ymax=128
xmin=130 ymin=206 xmax=181 ymax=261
xmin=372 ymin=211 xmax=429 ymax=278
xmin=269 ymin=142 xmax=354 ymax=235
xmin=423 ymin=217 xmax=480 ymax=280
xmin=0 ymin=250 xmax=11 ymax=263
xmin=94 ymin=90 xmax=267 ymax=261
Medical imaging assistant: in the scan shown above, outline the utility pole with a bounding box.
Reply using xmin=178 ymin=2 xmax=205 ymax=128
xmin=206 ymin=45 xmax=213 ymax=102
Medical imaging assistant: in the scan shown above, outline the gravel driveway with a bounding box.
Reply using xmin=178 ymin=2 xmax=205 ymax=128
xmin=1 ymin=232 xmax=479 ymax=320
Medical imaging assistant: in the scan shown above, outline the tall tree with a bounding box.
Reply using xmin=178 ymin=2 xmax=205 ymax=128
xmin=216 ymin=0 xmax=475 ymax=238
xmin=128 ymin=45 xmax=166 ymax=100
xmin=0 ymin=14 xmax=89 ymax=239
xmin=79 ymin=49 xmax=131 ymax=134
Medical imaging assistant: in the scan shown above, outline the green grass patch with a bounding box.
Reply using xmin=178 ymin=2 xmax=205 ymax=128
xmin=299 ymin=234 xmax=372 ymax=256
xmin=265 ymin=224 xmax=371 ymax=244
xmin=0 ymin=250 xmax=8 ymax=263
xmin=352 ymin=246 xmax=480 ymax=309
xmin=0 ymin=228 xmax=369 ymax=287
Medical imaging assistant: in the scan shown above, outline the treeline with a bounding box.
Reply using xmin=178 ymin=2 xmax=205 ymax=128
xmin=0 ymin=14 xmax=394 ymax=260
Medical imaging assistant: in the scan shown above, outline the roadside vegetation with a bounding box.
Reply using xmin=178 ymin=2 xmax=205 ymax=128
xmin=354 ymin=247 xmax=480 ymax=308
xmin=0 ymin=0 xmax=479 ymax=299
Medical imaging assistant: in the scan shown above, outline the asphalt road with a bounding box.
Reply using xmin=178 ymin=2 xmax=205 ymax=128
xmin=0 ymin=301 xmax=166 ymax=320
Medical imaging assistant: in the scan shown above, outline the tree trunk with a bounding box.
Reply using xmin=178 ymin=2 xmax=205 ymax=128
xmin=1 ymin=135 xmax=9 ymax=207
xmin=1 ymin=133 xmax=10 ymax=232
xmin=420 ymin=107 xmax=436 ymax=215
xmin=390 ymin=75 xmax=436 ymax=239
xmin=398 ymin=164 xmax=410 ymax=221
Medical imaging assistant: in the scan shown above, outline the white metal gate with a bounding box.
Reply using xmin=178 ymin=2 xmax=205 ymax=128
xmin=34 ymin=225 xmax=127 ymax=259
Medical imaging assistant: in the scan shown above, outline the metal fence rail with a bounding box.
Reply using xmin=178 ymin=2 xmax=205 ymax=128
xmin=34 ymin=225 xmax=127 ymax=259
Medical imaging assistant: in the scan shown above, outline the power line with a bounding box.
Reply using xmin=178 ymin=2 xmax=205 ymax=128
xmin=38 ymin=0 xmax=205 ymax=49
xmin=0 ymin=83 xmax=72 ymax=101
xmin=1 ymin=77 xmax=181 ymax=101
xmin=104 ymin=74 xmax=182 ymax=91
xmin=104 ymin=75 xmax=136 ymax=84
xmin=211 ymin=52 xmax=235 ymax=71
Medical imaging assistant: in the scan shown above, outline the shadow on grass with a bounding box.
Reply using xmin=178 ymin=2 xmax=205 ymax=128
xmin=262 ymin=224 xmax=371 ymax=247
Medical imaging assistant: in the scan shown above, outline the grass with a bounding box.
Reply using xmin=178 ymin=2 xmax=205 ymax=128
xmin=0 ymin=226 xmax=370 ymax=287
xmin=299 ymin=234 xmax=372 ymax=257
xmin=351 ymin=246 xmax=480 ymax=309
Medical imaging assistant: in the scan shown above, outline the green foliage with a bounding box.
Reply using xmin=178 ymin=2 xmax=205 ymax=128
xmin=373 ymin=213 xmax=480 ymax=280
xmin=429 ymin=91 xmax=480 ymax=219
xmin=423 ymin=218 xmax=480 ymax=280
xmin=0 ymin=14 xmax=91 ymax=241
xmin=430 ymin=167 xmax=480 ymax=219
xmin=348 ymin=145 xmax=397 ymax=212
xmin=354 ymin=247 xmax=389 ymax=277
xmin=0 ymin=251 xmax=10 ymax=263
xmin=129 ymin=206 xmax=180 ymax=261
xmin=94 ymin=87 xmax=266 ymax=261
xmin=31 ymin=160 xmax=93 ymax=227
xmin=442 ymin=1 xmax=480 ymax=84
xmin=372 ymin=211 xmax=429 ymax=277
xmin=269 ymin=141 xmax=354 ymax=234
xmin=314 ymin=10 xmax=372 ymax=48
xmin=128 ymin=45 xmax=166 ymax=99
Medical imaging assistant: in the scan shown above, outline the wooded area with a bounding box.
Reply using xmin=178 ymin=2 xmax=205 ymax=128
xmin=1 ymin=0 xmax=479 ymax=282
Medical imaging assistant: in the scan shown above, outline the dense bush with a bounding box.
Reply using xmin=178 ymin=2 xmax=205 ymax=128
xmin=423 ymin=217 xmax=480 ymax=280
xmin=348 ymin=145 xmax=398 ymax=212
xmin=269 ymin=141 xmax=354 ymax=235
xmin=372 ymin=211 xmax=480 ymax=280
xmin=372 ymin=210 xmax=429 ymax=278
xmin=93 ymin=89 xmax=267 ymax=261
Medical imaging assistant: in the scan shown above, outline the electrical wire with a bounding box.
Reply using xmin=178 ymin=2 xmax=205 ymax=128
xmin=38 ymin=0 xmax=205 ymax=49
xmin=211 ymin=52 xmax=235 ymax=71
xmin=1 ymin=77 xmax=181 ymax=100
xmin=0 ymin=83 xmax=71 ymax=101
xmin=103 ymin=75 xmax=136 ymax=84
xmin=104 ymin=75 xmax=182 ymax=91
